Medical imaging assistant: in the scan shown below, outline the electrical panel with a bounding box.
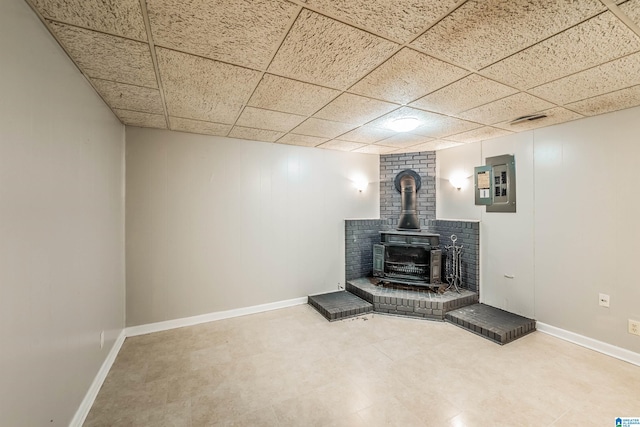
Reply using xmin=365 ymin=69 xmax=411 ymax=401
xmin=474 ymin=154 xmax=516 ymax=213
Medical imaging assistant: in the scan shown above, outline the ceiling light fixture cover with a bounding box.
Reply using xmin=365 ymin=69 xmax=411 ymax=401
xmin=388 ymin=117 xmax=420 ymax=132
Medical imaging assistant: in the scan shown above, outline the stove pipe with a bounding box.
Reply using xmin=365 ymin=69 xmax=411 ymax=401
xmin=395 ymin=170 xmax=421 ymax=231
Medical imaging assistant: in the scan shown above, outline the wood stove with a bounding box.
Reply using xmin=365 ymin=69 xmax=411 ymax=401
xmin=373 ymin=230 xmax=442 ymax=288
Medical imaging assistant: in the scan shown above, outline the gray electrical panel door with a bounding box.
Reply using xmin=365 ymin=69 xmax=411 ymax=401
xmin=486 ymin=154 xmax=516 ymax=213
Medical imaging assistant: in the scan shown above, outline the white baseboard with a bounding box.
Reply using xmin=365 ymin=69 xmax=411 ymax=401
xmin=536 ymin=322 xmax=640 ymax=367
xmin=70 ymin=329 xmax=126 ymax=427
xmin=125 ymin=296 xmax=308 ymax=337
xmin=71 ymin=297 xmax=309 ymax=425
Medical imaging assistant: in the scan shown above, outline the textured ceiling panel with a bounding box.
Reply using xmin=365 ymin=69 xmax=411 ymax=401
xmin=236 ymin=107 xmax=307 ymax=132
xmin=91 ymin=79 xmax=164 ymax=114
xmin=411 ymin=0 xmax=605 ymax=70
xmin=564 ymin=85 xmax=640 ymax=116
xmin=409 ymin=113 xmax=483 ymax=138
xmin=317 ymin=140 xmax=367 ymax=151
xmin=303 ymin=0 xmax=459 ymax=42
xmin=114 ymin=109 xmax=167 ymax=128
xmin=278 ymin=133 xmax=328 ymax=147
xmin=481 ymin=12 xmax=640 ymax=89
xmin=391 ymin=142 xmax=437 ymax=154
xmin=458 ymin=92 xmax=554 ymax=125
xmin=268 ymin=10 xmax=398 ymax=89
xmin=494 ymin=107 xmax=583 ymax=131
xmin=48 ymin=21 xmax=157 ymax=87
xmin=620 ymin=0 xmax=640 ymax=24
xmin=337 ymin=126 xmax=396 ymax=144
xmin=31 ymin=0 xmax=147 ymax=40
xmin=350 ymin=48 xmax=469 ymax=105
xmin=248 ymin=74 xmax=340 ymax=116
xmin=410 ymin=74 xmax=517 ymax=115
xmin=146 ymin=0 xmax=299 ymax=69
xmin=353 ymin=145 xmax=397 ymax=154
xmin=530 ymin=52 xmax=640 ymax=105
xmin=32 ymin=0 xmax=640 ymax=153
xmin=445 ymin=126 xmax=512 ymax=143
xmin=313 ymin=93 xmax=398 ymax=125
xmin=375 ymin=133 xmax=432 ymax=148
xmin=157 ymin=48 xmax=261 ymax=123
xmin=169 ymin=117 xmax=231 ymax=136
xmin=291 ymin=118 xmax=357 ymax=138
xmin=367 ymin=106 xmax=450 ymax=131
xmin=229 ymin=126 xmax=285 ymax=142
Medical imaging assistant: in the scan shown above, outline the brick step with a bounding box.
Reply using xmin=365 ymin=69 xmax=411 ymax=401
xmin=308 ymin=291 xmax=373 ymax=322
xmin=346 ymin=278 xmax=478 ymax=320
xmin=445 ymin=303 xmax=536 ymax=345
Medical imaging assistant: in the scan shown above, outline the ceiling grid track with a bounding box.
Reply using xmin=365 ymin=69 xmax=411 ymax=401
xmin=138 ymin=0 xmax=170 ymax=129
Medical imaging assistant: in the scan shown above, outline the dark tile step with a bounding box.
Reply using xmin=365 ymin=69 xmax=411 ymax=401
xmin=308 ymin=291 xmax=373 ymax=322
xmin=445 ymin=303 xmax=536 ymax=345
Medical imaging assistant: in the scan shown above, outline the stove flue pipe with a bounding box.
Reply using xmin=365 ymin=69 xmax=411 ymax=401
xmin=394 ymin=169 xmax=421 ymax=231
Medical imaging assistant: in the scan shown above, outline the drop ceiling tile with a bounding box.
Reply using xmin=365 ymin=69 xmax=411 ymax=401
xmin=228 ymin=126 xmax=284 ymax=142
xmin=350 ymin=48 xmax=469 ymax=105
xmin=317 ymin=140 xmax=367 ymax=151
xmin=157 ymin=48 xmax=261 ymax=124
xmin=47 ymin=21 xmax=157 ymax=87
xmin=367 ymin=106 xmax=447 ymax=131
xmin=376 ymin=133 xmax=432 ymax=148
xmin=248 ymin=74 xmax=340 ymax=116
xmin=91 ymin=79 xmax=163 ymax=114
xmin=169 ymin=117 xmax=231 ymax=136
xmin=114 ymin=109 xmax=166 ymax=128
xmin=494 ymin=107 xmax=583 ymax=131
xmin=432 ymin=140 xmax=466 ymax=151
xmin=303 ymin=0 xmax=459 ymax=43
xmin=338 ymin=126 xmax=396 ymax=143
xmin=411 ymin=0 xmax=605 ymax=69
xmin=277 ymin=134 xmax=328 ymax=147
xmin=529 ymin=52 xmax=640 ymax=105
xmin=564 ymin=85 xmax=640 ymax=116
xmin=147 ymin=0 xmax=299 ymax=69
xmin=444 ymin=126 xmax=512 ymax=144
xmin=291 ymin=118 xmax=357 ymax=139
xmin=410 ymin=114 xmax=483 ymax=138
xmin=268 ymin=10 xmax=399 ymax=89
xmin=392 ymin=141 xmax=439 ymax=153
xmin=313 ymin=93 xmax=398 ymax=125
xmin=482 ymin=12 xmax=640 ymax=90
xmin=32 ymin=0 xmax=147 ymax=40
xmin=410 ymin=74 xmax=519 ymax=115
xmin=458 ymin=93 xmax=554 ymax=125
xmin=620 ymin=1 xmax=640 ymax=24
xmin=236 ymin=107 xmax=306 ymax=132
xmin=352 ymin=145 xmax=397 ymax=154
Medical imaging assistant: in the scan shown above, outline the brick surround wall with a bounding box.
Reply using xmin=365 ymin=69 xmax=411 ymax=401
xmin=429 ymin=219 xmax=480 ymax=293
xmin=344 ymin=219 xmax=385 ymax=280
xmin=380 ymin=152 xmax=436 ymax=228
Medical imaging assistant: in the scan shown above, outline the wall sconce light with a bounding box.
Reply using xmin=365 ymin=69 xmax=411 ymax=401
xmin=449 ymin=172 xmax=470 ymax=190
xmin=354 ymin=178 xmax=369 ymax=193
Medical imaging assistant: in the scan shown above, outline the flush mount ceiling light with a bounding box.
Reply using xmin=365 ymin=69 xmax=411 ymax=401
xmin=387 ymin=117 xmax=420 ymax=132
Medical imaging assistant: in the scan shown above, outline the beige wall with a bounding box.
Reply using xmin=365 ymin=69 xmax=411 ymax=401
xmin=0 ymin=0 xmax=126 ymax=425
xmin=125 ymin=127 xmax=379 ymax=326
xmin=436 ymin=106 xmax=640 ymax=354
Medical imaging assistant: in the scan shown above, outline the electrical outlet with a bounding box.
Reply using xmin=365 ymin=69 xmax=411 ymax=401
xmin=100 ymin=331 xmax=104 ymax=349
xmin=598 ymin=293 xmax=610 ymax=307
xmin=629 ymin=319 xmax=640 ymax=336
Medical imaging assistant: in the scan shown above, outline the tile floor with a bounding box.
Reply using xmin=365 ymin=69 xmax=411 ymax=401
xmin=85 ymin=304 xmax=640 ymax=426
